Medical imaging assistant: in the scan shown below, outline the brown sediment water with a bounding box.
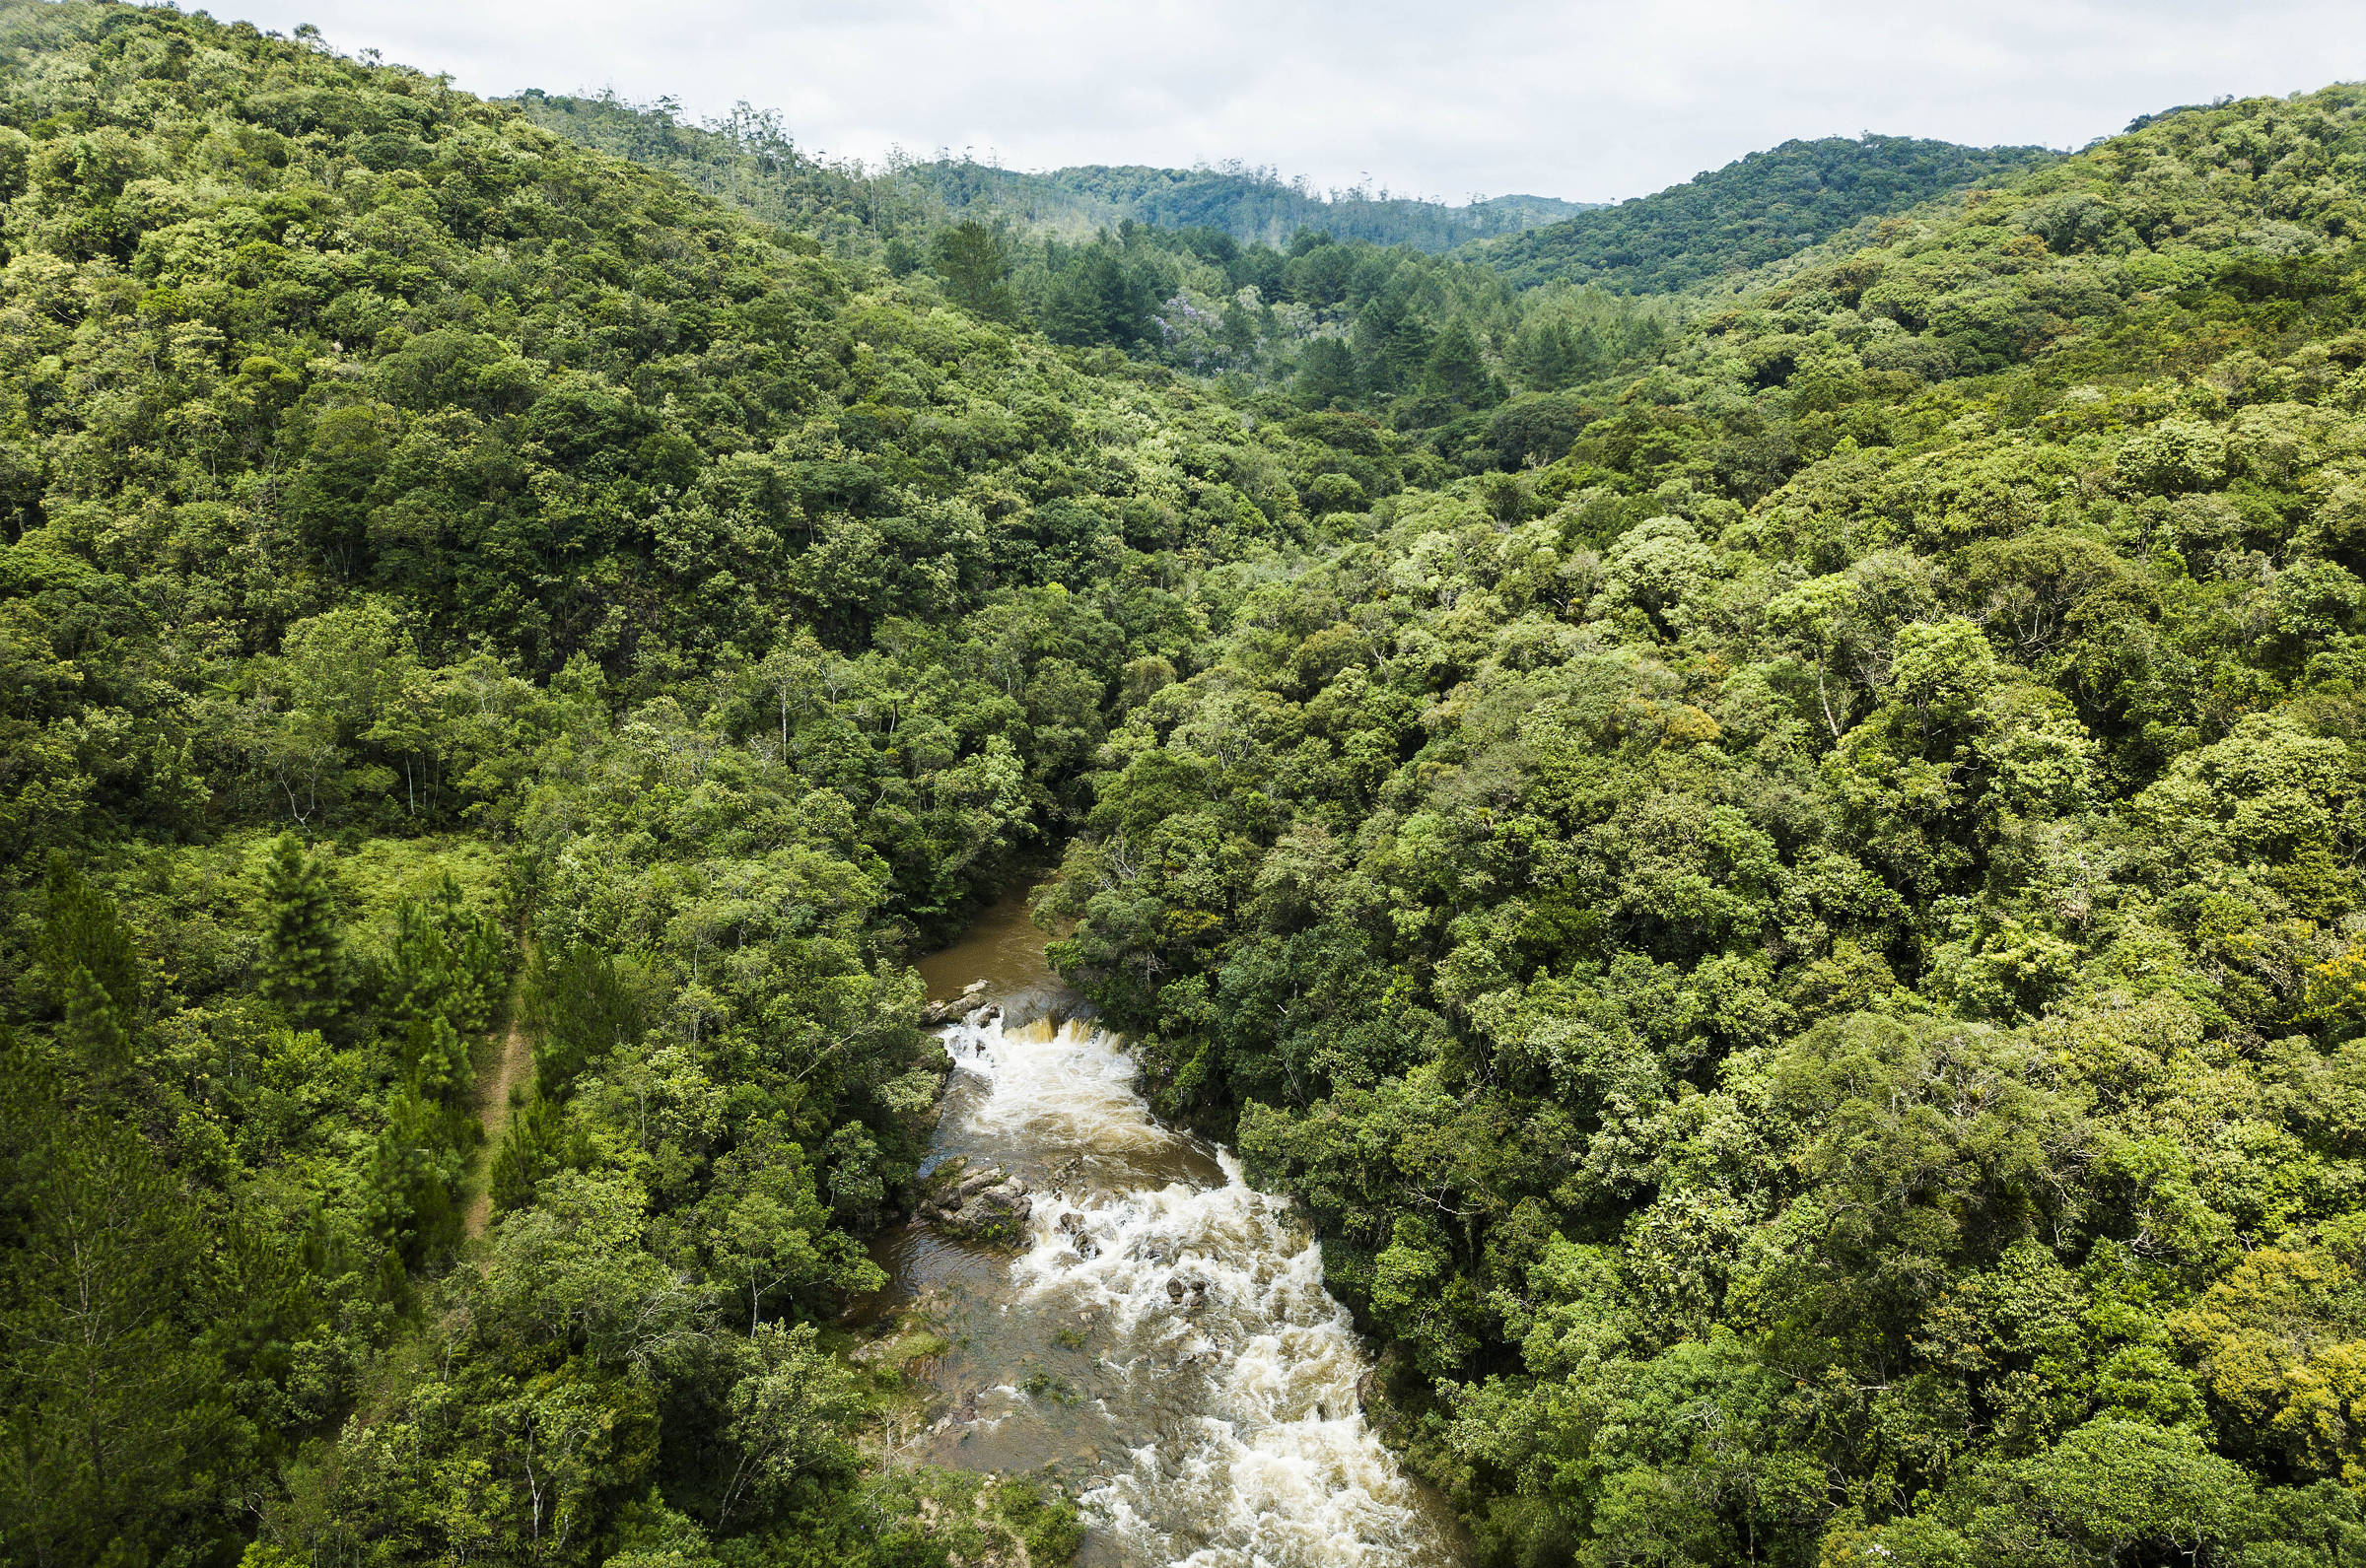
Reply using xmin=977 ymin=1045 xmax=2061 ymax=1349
xmin=865 ymin=892 xmax=1467 ymax=1567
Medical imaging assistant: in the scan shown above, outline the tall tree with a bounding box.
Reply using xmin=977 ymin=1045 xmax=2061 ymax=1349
xmin=933 ymin=220 xmax=1016 ymax=319
xmin=39 ymin=856 xmax=140 ymax=1022
xmin=1424 ymin=318 xmax=1495 ymax=406
xmin=256 ymin=834 xmax=339 ymax=1029
xmin=1296 ymin=337 xmax=1359 ymax=407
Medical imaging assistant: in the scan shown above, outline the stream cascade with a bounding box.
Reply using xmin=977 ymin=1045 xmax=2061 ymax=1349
xmin=866 ymin=897 xmax=1464 ymax=1568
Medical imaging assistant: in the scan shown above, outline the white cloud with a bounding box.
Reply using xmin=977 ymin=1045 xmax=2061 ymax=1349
xmin=212 ymin=0 xmax=2366 ymax=202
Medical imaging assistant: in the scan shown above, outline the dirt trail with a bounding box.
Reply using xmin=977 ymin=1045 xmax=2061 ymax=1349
xmin=463 ymin=977 xmax=534 ymax=1240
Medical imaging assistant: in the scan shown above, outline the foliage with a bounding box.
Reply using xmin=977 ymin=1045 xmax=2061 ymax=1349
xmin=14 ymin=4 xmax=2366 ymax=1566
xmin=1040 ymin=82 xmax=2366 ymax=1568
xmin=0 ymin=2 xmax=1324 ymax=1559
xmin=892 ymin=157 xmax=1593 ymax=252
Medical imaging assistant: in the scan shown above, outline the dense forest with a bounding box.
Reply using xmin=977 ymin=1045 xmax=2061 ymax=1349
xmin=512 ymin=91 xmax=1681 ymax=450
xmin=516 ymin=100 xmax=2061 ymax=479
xmin=9 ymin=1 xmax=2366 ymax=1566
xmin=0 ymin=3 xmax=1333 ymax=1561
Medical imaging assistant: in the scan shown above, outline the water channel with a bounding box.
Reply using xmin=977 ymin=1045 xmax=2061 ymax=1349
xmin=861 ymin=892 xmax=1466 ymax=1567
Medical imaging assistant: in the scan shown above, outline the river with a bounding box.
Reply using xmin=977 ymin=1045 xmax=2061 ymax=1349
xmin=861 ymin=893 xmax=1467 ymax=1567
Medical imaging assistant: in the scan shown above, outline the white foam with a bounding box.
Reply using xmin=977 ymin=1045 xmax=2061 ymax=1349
xmin=942 ymin=1013 xmax=1455 ymax=1568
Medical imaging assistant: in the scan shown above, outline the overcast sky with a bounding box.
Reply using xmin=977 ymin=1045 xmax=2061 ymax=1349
xmin=215 ymin=1 xmax=2366 ymax=204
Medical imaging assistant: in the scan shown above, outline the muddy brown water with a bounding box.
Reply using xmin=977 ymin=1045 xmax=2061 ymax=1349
xmin=863 ymin=893 xmax=1467 ymax=1567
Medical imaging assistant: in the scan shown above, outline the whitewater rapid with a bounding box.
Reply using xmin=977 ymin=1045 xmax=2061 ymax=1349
xmin=924 ymin=1010 xmax=1460 ymax=1568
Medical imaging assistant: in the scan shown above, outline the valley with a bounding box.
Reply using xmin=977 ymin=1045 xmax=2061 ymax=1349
xmin=6 ymin=4 xmax=2366 ymax=1565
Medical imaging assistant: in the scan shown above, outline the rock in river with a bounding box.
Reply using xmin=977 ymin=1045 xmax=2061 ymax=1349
xmin=918 ymin=978 xmax=993 ymax=1028
xmin=917 ymin=1155 xmax=1033 ymax=1248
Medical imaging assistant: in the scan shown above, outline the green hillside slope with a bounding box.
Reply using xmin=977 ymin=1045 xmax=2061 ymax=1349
xmin=513 ymin=91 xmax=1685 ymax=461
xmin=1044 ymin=81 xmax=2366 ymax=1566
xmin=1481 ymin=132 xmax=2062 ymax=292
xmin=508 ymin=89 xmax=936 ymax=251
xmin=0 ymin=5 xmax=1390 ymax=1561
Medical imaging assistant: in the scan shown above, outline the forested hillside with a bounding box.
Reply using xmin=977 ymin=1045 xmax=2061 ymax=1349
xmin=0 ymin=3 xmax=1371 ymax=1562
xmin=522 ymin=99 xmax=2066 ymax=478
xmin=510 ymin=92 xmax=1679 ymax=468
xmin=1041 ymin=81 xmax=2366 ymax=1566
xmin=1480 ymin=133 xmax=2061 ymax=293
xmin=516 ymin=87 xmax=1692 ymax=479
xmin=518 ymin=90 xmax=1688 ymax=470
xmin=12 ymin=1 xmax=2366 ymax=1566
xmin=507 ymin=91 xmax=938 ymax=255
xmin=514 ymin=92 xmax=1590 ymax=255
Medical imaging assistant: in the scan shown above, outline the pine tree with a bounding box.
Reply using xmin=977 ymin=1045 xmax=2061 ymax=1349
xmin=1571 ymin=318 xmax=1607 ymax=379
xmin=41 ymin=855 xmax=141 ymax=1023
xmin=1295 ymin=337 xmax=1359 ymax=408
xmin=58 ymin=963 xmax=130 ymax=1078
xmin=525 ymin=944 xmax=643 ymax=1101
xmin=933 ymin=220 xmax=1015 ymax=320
xmin=257 ymin=833 xmax=339 ymax=1027
xmin=1425 ymin=318 xmax=1492 ymax=407
xmin=1520 ymin=317 xmax=1577 ymax=389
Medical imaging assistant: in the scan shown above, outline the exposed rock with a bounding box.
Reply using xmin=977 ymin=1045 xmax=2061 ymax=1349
xmin=1054 ymin=1209 xmax=1099 ymax=1257
xmin=1165 ymin=1275 xmax=1186 ymax=1302
xmin=918 ymin=978 xmax=993 ymax=1028
xmin=917 ymin=1156 xmax=1033 ymax=1247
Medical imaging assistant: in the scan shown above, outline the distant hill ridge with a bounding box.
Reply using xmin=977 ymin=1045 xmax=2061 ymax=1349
xmin=897 ymin=159 xmax=1595 ymax=250
xmin=1476 ymin=131 xmax=2062 ymax=292
xmin=517 ymin=95 xmax=2062 ymax=297
xmin=512 ymin=92 xmax=1590 ymax=254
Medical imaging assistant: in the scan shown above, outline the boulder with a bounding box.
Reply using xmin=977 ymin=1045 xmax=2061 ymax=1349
xmin=917 ymin=1156 xmax=1033 ymax=1248
xmin=919 ymin=979 xmax=994 ymax=1028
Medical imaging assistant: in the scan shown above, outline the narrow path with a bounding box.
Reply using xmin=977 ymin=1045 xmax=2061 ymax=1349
xmin=463 ymin=970 xmax=534 ymax=1240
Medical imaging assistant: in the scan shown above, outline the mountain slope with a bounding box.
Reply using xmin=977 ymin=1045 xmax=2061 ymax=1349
xmin=18 ymin=4 xmax=2366 ymax=1566
xmin=509 ymin=89 xmax=934 ymax=251
xmin=1479 ymin=131 xmax=2062 ymax=292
